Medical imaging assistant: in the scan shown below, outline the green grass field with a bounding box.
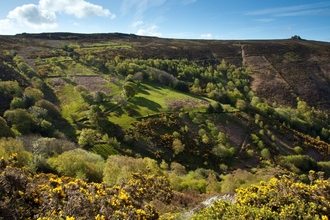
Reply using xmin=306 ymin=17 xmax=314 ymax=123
xmin=57 ymin=84 xmax=89 ymax=124
xmin=108 ymin=81 xmax=213 ymax=128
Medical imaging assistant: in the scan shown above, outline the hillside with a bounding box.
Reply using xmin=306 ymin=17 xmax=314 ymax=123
xmin=1 ymin=32 xmax=330 ymax=219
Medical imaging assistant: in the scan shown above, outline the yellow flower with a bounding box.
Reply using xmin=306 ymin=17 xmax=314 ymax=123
xmin=95 ymin=214 xmax=105 ymax=220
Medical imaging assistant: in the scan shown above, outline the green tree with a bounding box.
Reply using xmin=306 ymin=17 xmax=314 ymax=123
xmin=35 ymin=99 xmax=61 ymax=118
xmin=206 ymin=172 xmax=221 ymax=193
xmin=47 ymin=148 xmax=104 ymax=182
xmin=4 ymin=109 xmax=36 ymax=135
xmin=0 ymin=137 xmax=33 ymax=168
xmin=0 ymin=117 xmax=14 ymax=137
xmin=24 ymin=87 xmax=44 ymax=104
xmin=172 ymin=138 xmax=185 ymax=155
xmin=260 ymin=148 xmax=271 ymax=159
xmin=10 ymin=97 xmax=24 ymax=109
xmin=78 ymin=128 xmax=98 ymax=148
xmin=0 ymin=80 xmax=22 ymax=98
xmin=122 ymin=81 xmax=137 ymax=99
xmin=170 ymin=162 xmax=186 ymax=176
xmin=87 ymin=105 xmax=102 ymax=127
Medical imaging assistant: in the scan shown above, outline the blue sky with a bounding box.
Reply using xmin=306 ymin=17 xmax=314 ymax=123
xmin=0 ymin=0 xmax=329 ymax=41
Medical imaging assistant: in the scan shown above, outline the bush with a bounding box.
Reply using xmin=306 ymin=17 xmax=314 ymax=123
xmin=35 ymin=99 xmax=61 ymax=118
xmin=0 ymin=117 xmax=14 ymax=137
xmin=173 ymin=80 xmax=189 ymax=92
xmin=78 ymin=128 xmax=99 ymax=148
xmin=0 ymin=137 xmax=33 ymax=168
xmin=0 ymin=157 xmax=169 ymax=219
xmin=278 ymin=155 xmax=318 ymax=174
xmin=103 ymin=155 xmax=164 ymax=185
xmin=4 ymin=108 xmax=37 ymax=135
xmin=172 ymin=138 xmax=185 ymax=155
xmin=47 ymin=148 xmax=105 ymax=182
xmin=10 ymin=97 xmax=24 ymax=109
xmin=294 ymin=146 xmax=303 ymax=155
xmin=91 ymin=144 xmax=119 ymax=160
xmin=260 ymin=148 xmax=271 ymax=159
xmin=193 ymin=173 xmax=330 ymax=219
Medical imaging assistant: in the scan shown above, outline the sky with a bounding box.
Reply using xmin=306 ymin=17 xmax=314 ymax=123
xmin=0 ymin=0 xmax=329 ymax=41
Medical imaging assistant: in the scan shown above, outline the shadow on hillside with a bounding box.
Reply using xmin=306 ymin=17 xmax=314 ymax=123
xmin=133 ymin=97 xmax=162 ymax=112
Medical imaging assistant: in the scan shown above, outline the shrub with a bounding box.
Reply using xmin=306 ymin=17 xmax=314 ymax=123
xmin=172 ymin=138 xmax=185 ymax=155
xmin=78 ymin=128 xmax=99 ymax=148
xmin=260 ymin=148 xmax=271 ymax=159
xmin=10 ymin=97 xmax=24 ymax=109
xmin=0 ymin=117 xmax=14 ymax=137
xmin=103 ymin=156 xmax=164 ymax=185
xmin=294 ymin=146 xmax=304 ymax=155
xmin=193 ymin=173 xmax=330 ymax=219
xmin=35 ymin=99 xmax=61 ymax=118
xmin=91 ymin=144 xmax=119 ymax=160
xmin=278 ymin=155 xmax=318 ymax=174
xmin=4 ymin=108 xmax=37 ymax=135
xmin=0 ymin=137 xmax=33 ymax=168
xmin=47 ymin=148 xmax=104 ymax=182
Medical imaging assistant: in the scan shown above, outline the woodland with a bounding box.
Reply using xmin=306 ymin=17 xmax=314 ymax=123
xmin=1 ymin=33 xmax=330 ymax=219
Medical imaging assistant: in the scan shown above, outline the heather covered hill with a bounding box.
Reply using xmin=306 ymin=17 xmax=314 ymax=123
xmin=1 ymin=32 xmax=330 ymax=219
xmin=1 ymin=33 xmax=330 ymax=110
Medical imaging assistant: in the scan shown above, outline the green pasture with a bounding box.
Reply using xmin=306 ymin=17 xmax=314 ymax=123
xmin=108 ymin=82 xmax=213 ymax=128
xmin=57 ymin=84 xmax=89 ymax=124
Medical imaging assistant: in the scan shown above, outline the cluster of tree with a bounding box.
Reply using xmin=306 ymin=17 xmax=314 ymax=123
xmin=2 ymin=83 xmax=60 ymax=136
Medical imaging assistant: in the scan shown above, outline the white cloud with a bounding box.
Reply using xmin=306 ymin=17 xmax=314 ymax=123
xmin=7 ymin=4 xmax=57 ymax=29
xmin=200 ymin=33 xmax=213 ymax=39
xmin=182 ymin=0 xmax=197 ymax=5
xmin=121 ymin=0 xmax=165 ymax=20
xmin=0 ymin=0 xmax=115 ymax=34
xmin=276 ymin=9 xmax=327 ymax=17
xmin=132 ymin=20 xmax=144 ymax=27
xmin=137 ymin=25 xmax=162 ymax=37
xmin=245 ymin=2 xmax=330 ymax=16
xmin=0 ymin=19 xmax=18 ymax=34
xmin=39 ymin=0 xmax=115 ymax=19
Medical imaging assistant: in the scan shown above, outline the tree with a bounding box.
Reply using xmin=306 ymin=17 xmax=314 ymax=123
xmin=78 ymin=128 xmax=98 ymax=148
xmin=122 ymin=81 xmax=137 ymax=99
xmin=212 ymin=102 xmax=223 ymax=113
xmin=10 ymin=97 xmax=24 ymax=109
xmin=0 ymin=80 xmax=22 ymax=98
xmin=212 ymin=144 xmax=230 ymax=158
xmin=206 ymin=172 xmax=221 ymax=193
xmin=236 ymin=99 xmax=247 ymax=110
xmin=93 ymin=91 xmax=105 ymax=103
xmin=24 ymin=87 xmax=44 ymax=104
xmin=35 ymin=99 xmax=61 ymax=118
xmin=172 ymin=138 xmax=185 ymax=155
xmin=4 ymin=109 xmax=36 ymax=135
xmin=170 ymin=162 xmax=186 ymax=175
xmin=47 ymin=148 xmax=104 ymax=182
xmin=87 ymin=105 xmax=102 ymax=127
xmin=23 ymin=87 xmax=44 ymax=108
xmin=173 ymin=80 xmax=189 ymax=92
xmin=0 ymin=137 xmax=33 ymax=168
xmin=260 ymin=148 xmax=271 ymax=159
xmin=0 ymin=117 xmax=14 ymax=137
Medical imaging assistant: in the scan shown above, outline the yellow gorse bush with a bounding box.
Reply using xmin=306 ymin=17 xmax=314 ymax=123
xmin=193 ymin=171 xmax=330 ymax=219
xmin=0 ymin=156 xmax=172 ymax=219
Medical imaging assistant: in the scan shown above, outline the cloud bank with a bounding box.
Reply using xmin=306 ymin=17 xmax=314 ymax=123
xmin=39 ymin=0 xmax=115 ymax=19
xmin=0 ymin=0 xmax=115 ymax=33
